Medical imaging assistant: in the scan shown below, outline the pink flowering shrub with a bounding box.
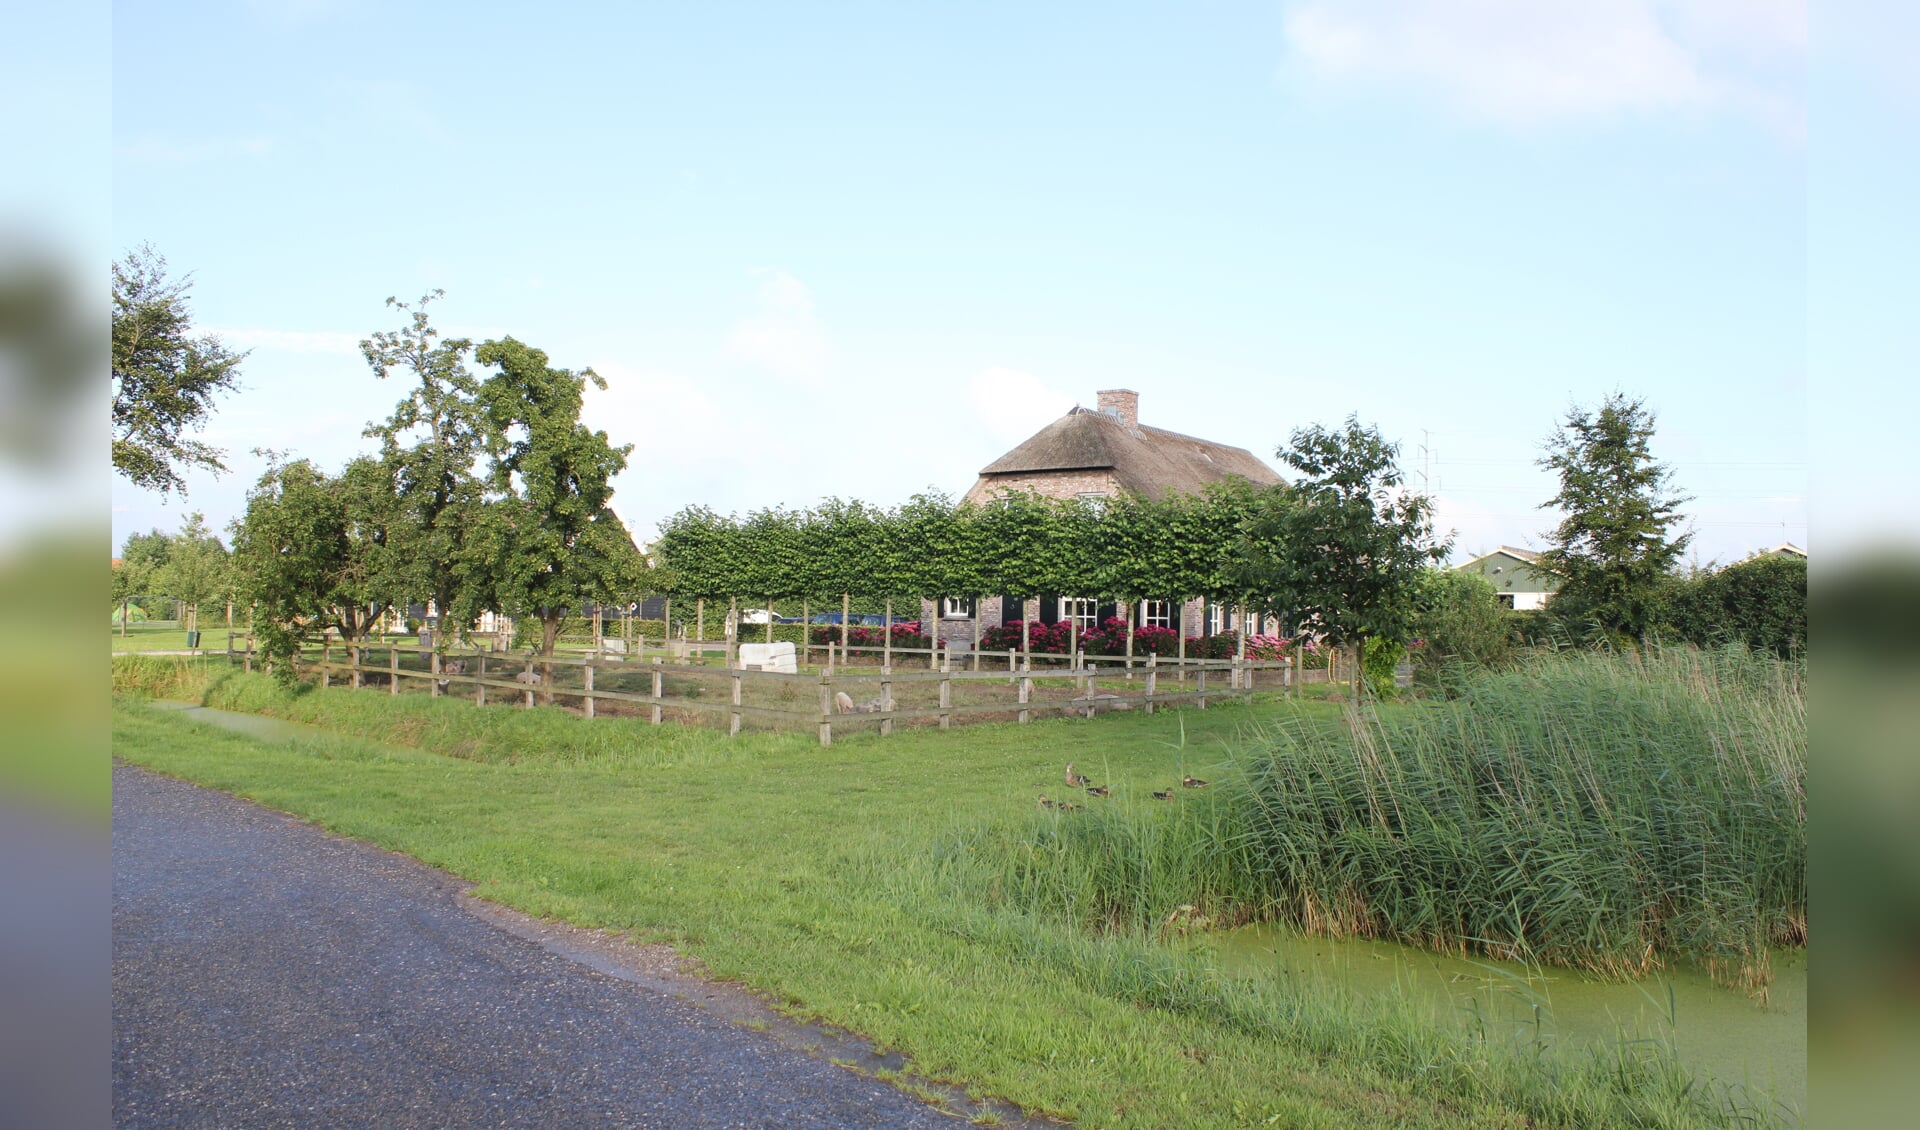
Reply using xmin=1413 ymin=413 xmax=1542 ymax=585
xmin=810 ymin=621 xmax=931 ymax=650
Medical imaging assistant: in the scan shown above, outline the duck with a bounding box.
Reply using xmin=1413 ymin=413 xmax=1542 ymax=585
xmin=1181 ymin=775 xmax=1208 ymax=789
xmin=1038 ymin=796 xmax=1056 ymax=809
xmin=1152 ymin=789 xmax=1175 ymax=801
xmin=1065 ymin=764 xmax=1091 ymax=789
xmin=1085 ymin=785 xmax=1110 ymax=798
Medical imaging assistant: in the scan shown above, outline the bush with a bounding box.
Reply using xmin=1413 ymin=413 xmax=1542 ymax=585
xmin=1664 ymin=555 xmax=1806 ymax=658
xmin=1411 ymin=570 xmax=1512 ymax=689
xmin=810 ymin=621 xmax=931 ymax=652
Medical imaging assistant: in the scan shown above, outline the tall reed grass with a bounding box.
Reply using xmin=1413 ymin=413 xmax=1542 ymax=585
xmin=1238 ymin=645 xmax=1803 ymax=986
xmin=971 ymin=646 xmax=1805 ymax=989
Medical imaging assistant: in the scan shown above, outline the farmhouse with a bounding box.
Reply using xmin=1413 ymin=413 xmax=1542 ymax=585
xmin=1453 ymin=546 xmax=1558 ymax=610
xmin=924 ymin=389 xmax=1286 ymax=646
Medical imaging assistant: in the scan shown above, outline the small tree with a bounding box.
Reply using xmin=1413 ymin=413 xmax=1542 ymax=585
xmin=473 ymin=337 xmax=642 ymax=657
xmin=1410 ymin=568 xmax=1511 ymax=690
xmin=1242 ymin=417 xmax=1447 ymax=699
xmin=1537 ymin=393 xmax=1692 ymax=641
xmin=112 ymin=245 xmax=247 ymax=495
xmin=118 ymin=528 xmax=173 ymax=626
xmin=155 ymin=511 xmax=228 ymax=637
xmin=361 ymin=292 xmax=485 ymax=645
xmin=229 ymin=457 xmax=406 ymax=681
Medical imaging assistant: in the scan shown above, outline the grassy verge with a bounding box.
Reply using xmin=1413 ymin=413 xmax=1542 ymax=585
xmin=112 ymin=657 xmax=1781 ymax=1127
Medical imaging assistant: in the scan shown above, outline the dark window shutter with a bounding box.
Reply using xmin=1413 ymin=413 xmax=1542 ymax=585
xmin=1038 ymin=595 xmax=1059 ymax=625
xmin=1001 ymin=596 xmax=1022 ymax=625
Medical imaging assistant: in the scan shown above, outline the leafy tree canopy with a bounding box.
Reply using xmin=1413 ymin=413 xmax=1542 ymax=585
xmin=360 ymin=291 xmax=487 ymax=636
xmin=1242 ymin=416 xmax=1447 ymax=695
xmin=111 ymin=244 xmax=246 ymax=495
xmin=473 ymin=336 xmax=642 ymax=655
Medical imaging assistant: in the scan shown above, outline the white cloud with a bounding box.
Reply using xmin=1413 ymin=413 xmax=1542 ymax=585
xmin=724 ymin=270 xmax=832 ymax=384
xmin=968 ymin=367 xmax=1075 ymax=446
xmin=1281 ymin=0 xmax=1802 ymax=129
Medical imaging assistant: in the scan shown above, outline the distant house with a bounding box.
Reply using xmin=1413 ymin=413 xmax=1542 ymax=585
xmin=924 ymin=389 xmax=1287 ymax=645
xmin=1743 ymin=541 xmax=1807 ymax=562
xmin=964 ymin=388 xmax=1283 ymax=505
xmin=1453 ymin=546 xmax=1558 ymax=610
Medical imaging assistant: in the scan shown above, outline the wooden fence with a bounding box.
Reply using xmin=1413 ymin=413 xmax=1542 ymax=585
xmin=229 ymin=633 xmax=1325 ymax=746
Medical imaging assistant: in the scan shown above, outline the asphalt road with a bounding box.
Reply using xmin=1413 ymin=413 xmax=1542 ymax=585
xmin=112 ymin=764 xmax=961 ymax=1129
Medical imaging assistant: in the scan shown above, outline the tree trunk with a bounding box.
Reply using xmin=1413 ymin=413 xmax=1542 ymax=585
xmin=120 ymin=598 xmax=129 ymax=637
xmin=541 ymin=614 xmax=561 ymax=657
xmin=1352 ymin=636 xmax=1365 ymax=701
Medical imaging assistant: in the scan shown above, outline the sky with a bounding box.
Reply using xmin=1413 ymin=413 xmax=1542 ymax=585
xmin=104 ymin=0 xmax=1829 ymax=568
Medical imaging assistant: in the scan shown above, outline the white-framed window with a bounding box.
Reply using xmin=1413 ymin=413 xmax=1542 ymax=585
xmin=939 ymin=596 xmax=976 ymax=620
xmin=1058 ymin=597 xmax=1099 ymax=631
xmin=1206 ymin=604 xmax=1232 ymax=635
xmin=1140 ymin=599 xmax=1173 ymax=629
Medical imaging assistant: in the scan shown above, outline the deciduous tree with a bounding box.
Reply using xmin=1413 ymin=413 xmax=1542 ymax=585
xmin=1241 ymin=417 xmax=1447 ymax=698
xmin=473 ymin=337 xmax=642 ymax=656
xmin=111 ymin=245 xmax=246 ymax=495
xmin=155 ymin=511 xmax=228 ymax=636
xmin=361 ymin=292 xmax=485 ymax=644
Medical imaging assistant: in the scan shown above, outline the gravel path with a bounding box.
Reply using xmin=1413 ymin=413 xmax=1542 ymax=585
xmin=112 ymin=764 xmax=964 ymax=1129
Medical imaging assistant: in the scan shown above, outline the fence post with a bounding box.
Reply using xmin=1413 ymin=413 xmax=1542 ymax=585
xmin=883 ymin=597 xmax=893 ymax=669
xmin=1018 ymin=661 xmax=1031 ymax=725
xmin=1084 ymin=662 xmax=1095 ymax=719
xmin=879 ymin=666 xmax=894 ymax=737
xmin=320 ymin=639 xmax=331 ymax=688
xmin=351 ymin=644 xmax=362 ymax=689
xmin=970 ymin=599 xmax=981 ymax=672
xmin=938 ymin=660 xmax=952 ymax=730
xmin=651 ymin=661 xmax=663 ymax=725
xmin=729 ymin=671 xmax=742 ymax=737
xmin=430 ymin=650 xmax=441 ymax=697
xmin=801 ymin=598 xmax=809 ymax=669
xmin=1197 ymin=665 xmax=1207 ymax=710
xmin=1177 ymin=624 xmax=1187 ymax=685
xmin=585 ymin=660 xmax=596 ymax=720
xmin=476 ymin=654 xmax=487 ymax=706
xmin=1145 ymin=652 xmax=1157 ymax=715
xmin=818 ymin=673 xmax=833 ymax=747
xmin=1124 ymin=603 xmax=1135 ymax=680
xmin=524 ymin=659 xmax=535 ymax=709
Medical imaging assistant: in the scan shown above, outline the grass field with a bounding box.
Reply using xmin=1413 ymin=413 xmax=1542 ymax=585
xmin=111 ymin=654 xmax=1794 ymax=1128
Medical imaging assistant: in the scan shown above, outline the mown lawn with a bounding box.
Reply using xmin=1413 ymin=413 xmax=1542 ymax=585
xmin=111 ymin=661 xmax=1756 ymax=1128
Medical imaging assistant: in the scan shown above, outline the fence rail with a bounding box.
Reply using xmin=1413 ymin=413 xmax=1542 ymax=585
xmin=226 ymin=631 xmax=1327 ymax=746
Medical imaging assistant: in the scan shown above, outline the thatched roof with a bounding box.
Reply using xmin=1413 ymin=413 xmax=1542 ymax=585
xmin=976 ymin=407 xmax=1282 ymax=497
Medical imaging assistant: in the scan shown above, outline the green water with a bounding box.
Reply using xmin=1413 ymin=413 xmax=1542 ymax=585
xmin=1214 ymin=923 xmax=1805 ymax=1117
xmin=147 ymin=700 xmax=333 ymax=744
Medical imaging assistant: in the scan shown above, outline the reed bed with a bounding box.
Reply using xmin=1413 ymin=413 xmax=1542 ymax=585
xmin=972 ymin=646 xmax=1805 ymax=989
xmin=1236 ymin=645 xmax=1804 ymax=986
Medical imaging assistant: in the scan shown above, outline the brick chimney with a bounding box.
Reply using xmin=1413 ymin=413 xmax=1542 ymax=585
xmin=1095 ymin=389 xmax=1139 ymax=428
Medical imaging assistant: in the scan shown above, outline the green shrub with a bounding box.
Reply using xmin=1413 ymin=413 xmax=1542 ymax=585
xmin=1664 ymin=555 xmax=1805 ymax=658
